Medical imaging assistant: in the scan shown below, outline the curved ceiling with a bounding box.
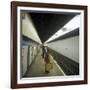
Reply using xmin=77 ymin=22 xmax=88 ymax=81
xmin=30 ymin=12 xmax=78 ymax=43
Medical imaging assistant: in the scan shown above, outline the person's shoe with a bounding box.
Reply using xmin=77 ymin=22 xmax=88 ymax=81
xmin=45 ymin=71 xmax=49 ymax=73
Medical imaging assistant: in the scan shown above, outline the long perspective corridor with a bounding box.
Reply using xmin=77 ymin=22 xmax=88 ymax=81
xmin=20 ymin=10 xmax=80 ymax=78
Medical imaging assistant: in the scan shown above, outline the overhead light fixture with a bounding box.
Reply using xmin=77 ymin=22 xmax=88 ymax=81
xmin=62 ymin=27 xmax=67 ymax=31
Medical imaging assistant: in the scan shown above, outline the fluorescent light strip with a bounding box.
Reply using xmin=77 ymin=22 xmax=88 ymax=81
xmin=45 ymin=15 xmax=80 ymax=43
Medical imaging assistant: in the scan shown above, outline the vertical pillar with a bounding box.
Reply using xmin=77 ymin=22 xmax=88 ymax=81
xmin=27 ymin=45 xmax=30 ymax=69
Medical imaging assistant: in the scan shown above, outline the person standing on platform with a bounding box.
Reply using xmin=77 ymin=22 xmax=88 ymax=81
xmin=41 ymin=44 xmax=53 ymax=73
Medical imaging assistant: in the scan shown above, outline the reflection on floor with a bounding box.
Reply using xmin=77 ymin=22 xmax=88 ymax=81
xmin=23 ymin=49 xmax=65 ymax=77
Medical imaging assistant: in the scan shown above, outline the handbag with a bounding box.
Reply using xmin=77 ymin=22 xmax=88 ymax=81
xmin=45 ymin=62 xmax=53 ymax=72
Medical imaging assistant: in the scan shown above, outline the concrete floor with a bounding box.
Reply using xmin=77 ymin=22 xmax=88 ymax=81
xmin=24 ymin=49 xmax=65 ymax=77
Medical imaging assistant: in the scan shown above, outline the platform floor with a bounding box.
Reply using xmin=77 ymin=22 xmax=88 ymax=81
xmin=24 ymin=49 xmax=65 ymax=78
